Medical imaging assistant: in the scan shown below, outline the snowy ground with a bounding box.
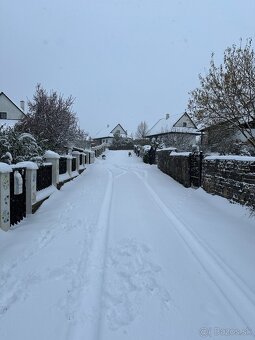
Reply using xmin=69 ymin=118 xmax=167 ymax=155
xmin=0 ymin=150 xmax=255 ymax=340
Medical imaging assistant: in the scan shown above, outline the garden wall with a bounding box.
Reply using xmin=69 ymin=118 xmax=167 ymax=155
xmin=157 ymin=150 xmax=191 ymax=187
xmin=202 ymin=156 xmax=255 ymax=209
xmin=156 ymin=150 xmax=255 ymax=210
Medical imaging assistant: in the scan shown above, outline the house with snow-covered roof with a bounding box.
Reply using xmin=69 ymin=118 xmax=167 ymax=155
xmin=92 ymin=123 xmax=128 ymax=146
xmin=0 ymin=92 xmax=26 ymax=129
xmin=146 ymin=112 xmax=200 ymax=151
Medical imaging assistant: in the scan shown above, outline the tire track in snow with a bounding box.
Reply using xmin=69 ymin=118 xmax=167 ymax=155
xmin=133 ymin=170 xmax=255 ymax=335
xmin=66 ymin=168 xmax=114 ymax=340
xmin=95 ymin=167 xmax=172 ymax=336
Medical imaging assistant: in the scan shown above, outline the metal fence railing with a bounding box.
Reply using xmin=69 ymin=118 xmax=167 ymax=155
xmin=59 ymin=157 xmax=67 ymax=175
xmin=37 ymin=164 xmax=52 ymax=191
xmin=72 ymin=158 xmax=76 ymax=172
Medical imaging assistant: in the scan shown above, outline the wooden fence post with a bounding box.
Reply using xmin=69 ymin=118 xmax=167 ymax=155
xmin=0 ymin=163 xmax=12 ymax=231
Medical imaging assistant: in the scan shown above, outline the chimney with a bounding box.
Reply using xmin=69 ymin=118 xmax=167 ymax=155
xmin=20 ymin=100 xmax=25 ymax=111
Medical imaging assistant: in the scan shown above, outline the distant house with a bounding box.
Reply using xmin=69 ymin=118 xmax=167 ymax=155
xmin=0 ymin=92 xmax=26 ymax=129
xmin=146 ymin=112 xmax=200 ymax=150
xmin=93 ymin=123 xmax=128 ymax=146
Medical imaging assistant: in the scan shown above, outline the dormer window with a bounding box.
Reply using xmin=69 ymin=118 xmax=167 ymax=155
xmin=183 ymin=122 xmax=187 ymax=127
xmin=0 ymin=112 xmax=7 ymax=119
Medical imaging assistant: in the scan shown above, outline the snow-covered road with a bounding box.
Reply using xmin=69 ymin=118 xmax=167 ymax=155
xmin=0 ymin=150 xmax=254 ymax=340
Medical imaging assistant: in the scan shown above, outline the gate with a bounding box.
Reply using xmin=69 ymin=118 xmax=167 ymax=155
xmin=190 ymin=152 xmax=203 ymax=187
xmin=10 ymin=167 xmax=26 ymax=226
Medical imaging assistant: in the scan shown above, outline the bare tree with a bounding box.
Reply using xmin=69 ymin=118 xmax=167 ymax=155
xmin=135 ymin=121 xmax=149 ymax=139
xmin=17 ymin=84 xmax=86 ymax=152
xmin=187 ymin=39 xmax=255 ymax=150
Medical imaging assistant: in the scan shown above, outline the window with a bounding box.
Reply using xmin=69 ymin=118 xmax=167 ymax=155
xmin=0 ymin=112 xmax=7 ymax=119
xmin=183 ymin=122 xmax=187 ymax=127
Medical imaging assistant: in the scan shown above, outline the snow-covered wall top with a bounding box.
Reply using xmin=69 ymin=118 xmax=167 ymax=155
xmin=0 ymin=162 xmax=12 ymax=173
xmin=171 ymin=152 xmax=191 ymax=157
xmin=13 ymin=161 xmax=39 ymax=170
xmin=61 ymin=155 xmax=73 ymax=159
xmin=44 ymin=150 xmax=60 ymax=159
xmin=205 ymin=155 xmax=255 ymax=162
xmin=157 ymin=147 xmax=177 ymax=152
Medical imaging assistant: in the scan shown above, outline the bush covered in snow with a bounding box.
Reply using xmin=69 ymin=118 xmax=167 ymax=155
xmin=0 ymin=126 xmax=44 ymax=164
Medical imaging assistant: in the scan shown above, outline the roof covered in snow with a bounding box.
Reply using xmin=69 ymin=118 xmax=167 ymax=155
xmin=93 ymin=123 xmax=128 ymax=139
xmin=93 ymin=125 xmax=113 ymax=139
xmin=146 ymin=112 xmax=200 ymax=137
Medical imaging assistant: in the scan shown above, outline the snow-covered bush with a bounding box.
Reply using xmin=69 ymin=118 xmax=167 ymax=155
xmin=0 ymin=127 xmax=44 ymax=164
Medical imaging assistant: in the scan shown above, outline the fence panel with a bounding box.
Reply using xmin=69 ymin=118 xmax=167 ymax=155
xmin=37 ymin=164 xmax=52 ymax=191
xmin=72 ymin=158 xmax=76 ymax=171
xmin=59 ymin=157 xmax=67 ymax=174
xmin=10 ymin=168 xmax=26 ymax=225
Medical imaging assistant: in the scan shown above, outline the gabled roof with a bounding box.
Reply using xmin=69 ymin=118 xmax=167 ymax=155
xmin=93 ymin=123 xmax=127 ymax=140
xmin=146 ymin=112 xmax=199 ymax=137
xmin=110 ymin=123 xmax=127 ymax=135
xmin=173 ymin=112 xmax=197 ymax=128
xmin=0 ymin=92 xmax=26 ymax=116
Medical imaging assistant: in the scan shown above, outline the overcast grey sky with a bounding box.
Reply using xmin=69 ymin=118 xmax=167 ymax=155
xmin=1 ymin=0 xmax=255 ymax=136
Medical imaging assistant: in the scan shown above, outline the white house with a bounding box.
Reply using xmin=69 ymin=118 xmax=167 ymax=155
xmin=93 ymin=123 xmax=128 ymax=145
xmin=146 ymin=112 xmax=200 ymax=150
xmin=0 ymin=92 xmax=26 ymax=129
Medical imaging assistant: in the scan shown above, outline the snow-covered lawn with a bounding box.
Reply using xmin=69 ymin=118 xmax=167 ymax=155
xmin=0 ymin=150 xmax=254 ymax=340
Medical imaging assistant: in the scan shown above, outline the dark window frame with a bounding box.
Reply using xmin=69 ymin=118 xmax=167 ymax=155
xmin=0 ymin=112 xmax=7 ymax=119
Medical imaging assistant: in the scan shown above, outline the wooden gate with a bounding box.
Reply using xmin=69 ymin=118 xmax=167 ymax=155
xmin=10 ymin=167 xmax=26 ymax=226
xmin=190 ymin=152 xmax=203 ymax=188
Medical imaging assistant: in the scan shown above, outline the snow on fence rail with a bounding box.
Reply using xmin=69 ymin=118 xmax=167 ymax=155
xmin=0 ymin=149 xmax=95 ymax=231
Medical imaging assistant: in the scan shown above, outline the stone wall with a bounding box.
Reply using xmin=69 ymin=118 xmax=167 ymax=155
xmin=202 ymin=156 xmax=255 ymax=209
xmin=156 ymin=151 xmax=255 ymax=210
xmin=157 ymin=150 xmax=191 ymax=187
